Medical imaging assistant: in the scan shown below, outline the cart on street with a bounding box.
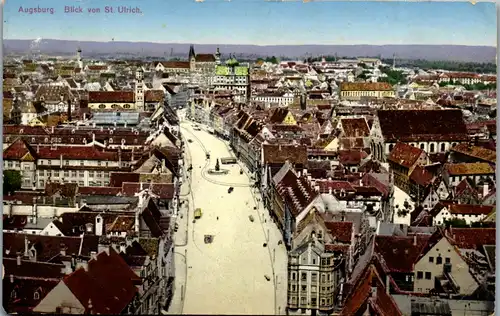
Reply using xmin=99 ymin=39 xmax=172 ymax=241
xmin=249 ymin=215 xmax=254 ymax=222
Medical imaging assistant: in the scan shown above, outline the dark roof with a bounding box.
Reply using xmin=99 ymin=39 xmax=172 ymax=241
xmin=262 ymin=144 xmax=308 ymax=165
xmin=3 ymin=233 xmax=99 ymax=262
xmin=62 ymin=248 xmax=139 ymax=314
xmin=377 ymin=110 xmax=468 ymax=142
xmin=375 ymin=235 xmax=431 ymax=273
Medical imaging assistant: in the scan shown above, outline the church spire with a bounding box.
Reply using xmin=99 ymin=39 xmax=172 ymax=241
xmin=189 ymin=45 xmax=195 ymax=60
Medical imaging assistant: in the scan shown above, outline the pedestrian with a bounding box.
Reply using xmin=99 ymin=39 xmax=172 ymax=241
xmin=217 ymin=216 xmax=219 ymax=220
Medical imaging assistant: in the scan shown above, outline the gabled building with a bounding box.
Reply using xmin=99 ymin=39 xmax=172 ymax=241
xmin=371 ymin=110 xmax=469 ymax=161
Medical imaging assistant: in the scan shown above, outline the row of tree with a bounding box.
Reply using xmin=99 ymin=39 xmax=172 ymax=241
xmin=383 ymin=58 xmax=496 ymax=74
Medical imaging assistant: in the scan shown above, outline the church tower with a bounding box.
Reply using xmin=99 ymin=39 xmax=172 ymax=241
xmin=215 ymin=47 xmax=221 ymax=65
xmin=76 ymin=47 xmax=83 ymax=69
xmin=189 ymin=45 xmax=196 ymax=71
xmin=135 ymin=67 xmax=145 ymax=111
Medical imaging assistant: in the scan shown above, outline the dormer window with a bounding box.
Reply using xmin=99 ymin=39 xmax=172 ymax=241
xmin=34 ymin=292 xmax=40 ymax=300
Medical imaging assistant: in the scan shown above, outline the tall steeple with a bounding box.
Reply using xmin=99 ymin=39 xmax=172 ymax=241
xmin=189 ymin=45 xmax=195 ymax=60
xmin=189 ymin=45 xmax=196 ymax=71
xmin=76 ymin=47 xmax=84 ymax=69
xmin=135 ymin=67 xmax=145 ymax=111
xmin=215 ymin=47 xmax=221 ymax=65
xmin=392 ymin=53 xmax=396 ymax=69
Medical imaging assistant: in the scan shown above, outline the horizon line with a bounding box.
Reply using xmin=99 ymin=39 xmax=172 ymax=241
xmin=3 ymin=38 xmax=496 ymax=48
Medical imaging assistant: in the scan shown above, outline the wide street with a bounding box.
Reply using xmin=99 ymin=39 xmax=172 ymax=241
xmin=168 ymin=121 xmax=288 ymax=315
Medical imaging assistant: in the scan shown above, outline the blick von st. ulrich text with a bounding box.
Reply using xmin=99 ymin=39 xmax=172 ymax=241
xmin=18 ymin=6 xmax=143 ymax=15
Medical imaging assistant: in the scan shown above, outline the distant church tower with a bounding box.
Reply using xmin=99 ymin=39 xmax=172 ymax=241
xmin=189 ymin=45 xmax=196 ymax=71
xmin=11 ymin=97 xmax=22 ymax=125
xmin=215 ymin=47 xmax=221 ymax=65
xmin=135 ymin=67 xmax=145 ymax=111
xmin=392 ymin=53 xmax=396 ymax=69
xmin=76 ymin=47 xmax=83 ymax=69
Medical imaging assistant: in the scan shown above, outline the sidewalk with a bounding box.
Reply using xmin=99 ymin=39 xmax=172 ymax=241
xmin=167 ymin=250 xmax=187 ymax=314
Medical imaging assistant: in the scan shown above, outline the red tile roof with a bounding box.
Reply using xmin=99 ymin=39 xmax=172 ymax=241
xmin=446 ymin=228 xmax=496 ymax=249
xmin=447 ymin=204 xmax=494 ymax=216
xmin=262 ymin=144 xmax=308 ymax=165
xmin=409 ymin=165 xmax=434 ymax=187
xmin=375 ymin=235 xmax=431 ymax=273
xmin=377 ymin=110 xmax=468 ymax=142
xmin=195 ymin=54 xmax=216 ymax=62
xmin=324 ymin=221 xmax=353 ymax=243
xmin=121 ymin=182 xmax=175 ymax=199
xmin=341 ymin=117 xmax=370 ymax=137
xmin=88 ymin=91 xmax=134 ymax=103
xmin=388 ymin=142 xmax=424 ymax=168
xmin=63 ymin=248 xmax=139 ymax=314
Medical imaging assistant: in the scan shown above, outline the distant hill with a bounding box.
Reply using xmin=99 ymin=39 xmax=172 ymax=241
xmin=3 ymin=39 xmax=496 ymax=63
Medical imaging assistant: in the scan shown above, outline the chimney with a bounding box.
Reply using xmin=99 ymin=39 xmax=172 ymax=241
xmin=60 ymin=243 xmax=66 ymax=256
xmin=90 ymin=251 xmax=97 ymax=260
xmin=60 ymin=154 xmax=63 ymax=168
xmin=83 ymin=113 xmax=86 ymax=121
xmin=303 ymin=169 xmax=308 ymax=176
xmin=119 ymin=242 xmax=127 ymax=253
xmin=92 ymin=133 xmax=96 ymax=143
xmin=134 ymin=211 xmax=140 ymax=233
xmin=328 ymin=187 xmax=332 ymax=195
xmin=16 ymin=253 xmax=22 ymax=266
xmin=483 ymin=183 xmax=489 ymax=197
xmin=24 ymin=236 xmax=29 ymax=257
xmin=413 ymin=235 xmax=417 ymax=246
xmin=67 ymin=99 xmax=72 ymax=122
xmin=93 ymin=122 xmax=96 ymax=128
xmin=51 ymin=126 xmax=55 ymax=134
xmin=10 ymin=274 xmax=14 ymax=283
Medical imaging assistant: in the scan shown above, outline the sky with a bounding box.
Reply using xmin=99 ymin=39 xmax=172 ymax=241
xmin=4 ymin=0 xmax=497 ymax=46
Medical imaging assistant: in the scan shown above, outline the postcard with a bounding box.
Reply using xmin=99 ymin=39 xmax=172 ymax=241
xmin=2 ymin=0 xmax=497 ymax=315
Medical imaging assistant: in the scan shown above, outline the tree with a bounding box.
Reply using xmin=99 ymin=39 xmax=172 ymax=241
xmin=265 ymin=56 xmax=279 ymax=64
xmin=215 ymin=159 xmax=220 ymax=172
xmin=4 ymin=170 xmax=22 ymax=195
xmin=444 ymin=218 xmax=468 ymax=228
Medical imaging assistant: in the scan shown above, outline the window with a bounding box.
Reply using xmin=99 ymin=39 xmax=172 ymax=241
xmin=417 ymin=271 xmax=423 ymax=279
xmin=71 ymin=171 xmax=77 ymax=177
xmin=311 ymin=273 xmax=317 ymax=282
xmin=301 ymin=285 xmax=306 ymax=291
xmin=437 ymin=257 xmax=442 ymax=265
xmin=78 ymin=181 xmax=84 ymax=186
xmin=97 ymin=161 xmax=102 ymax=166
xmin=321 ymin=273 xmax=326 ymax=282
xmin=99 ymin=104 xmax=106 ymax=109
xmin=420 ymin=143 xmax=425 ymax=150
xmin=292 ymin=285 xmax=296 ymax=291
xmin=321 ymin=299 xmax=326 ymax=306
xmin=301 ymin=273 xmax=307 ymax=281
xmin=430 ymin=143 xmax=435 ymax=152
xmin=80 ymin=161 xmax=84 ymax=166
xmin=429 ymin=257 xmax=434 ymax=263
xmin=64 ymin=171 xmax=69 ymax=178
xmin=425 ymin=272 xmax=431 ymax=280
xmin=312 ymin=258 xmax=316 ymax=265
xmin=445 ymin=257 xmax=451 ymax=264
xmin=123 ymin=104 xmax=131 ymax=109
xmin=388 ymin=144 xmax=394 ymax=152
xmin=97 ymin=171 xmax=103 ymax=178
xmin=300 ymin=297 xmax=306 ymax=304
xmin=34 ymin=292 xmax=40 ymax=300
xmin=292 ymin=272 xmax=296 ymax=280
xmin=111 ymin=104 xmax=118 ymax=109
xmin=311 ymin=285 xmax=317 ymax=292
xmin=53 ymin=171 xmax=59 ymax=177
xmin=79 ymin=171 xmax=85 ymax=177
